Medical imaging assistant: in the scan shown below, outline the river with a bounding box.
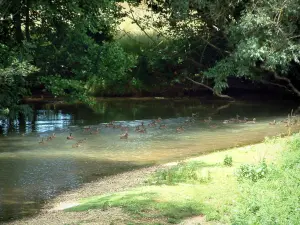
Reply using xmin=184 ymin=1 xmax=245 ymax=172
xmin=0 ymin=98 xmax=298 ymax=221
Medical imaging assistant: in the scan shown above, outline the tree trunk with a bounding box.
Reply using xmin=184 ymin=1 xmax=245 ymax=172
xmin=13 ymin=0 xmax=23 ymax=43
xmin=25 ymin=0 xmax=30 ymax=41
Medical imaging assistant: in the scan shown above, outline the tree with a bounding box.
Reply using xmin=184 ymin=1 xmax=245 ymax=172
xmin=0 ymin=0 xmax=137 ymax=121
xmin=128 ymin=0 xmax=300 ymax=98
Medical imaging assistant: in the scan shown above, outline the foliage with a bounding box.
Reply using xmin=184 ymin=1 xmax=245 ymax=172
xmin=0 ymin=0 xmax=138 ymax=121
xmin=147 ymin=161 xmax=212 ymax=185
xmin=232 ymin=134 xmax=300 ymax=224
xmin=0 ymin=43 xmax=37 ymax=120
xmin=130 ymin=0 xmax=300 ymax=96
xmin=236 ymin=159 xmax=268 ymax=182
xmin=223 ymin=155 xmax=233 ymax=167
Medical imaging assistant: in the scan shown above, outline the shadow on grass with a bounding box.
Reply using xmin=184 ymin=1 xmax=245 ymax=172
xmin=67 ymin=191 xmax=206 ymax=223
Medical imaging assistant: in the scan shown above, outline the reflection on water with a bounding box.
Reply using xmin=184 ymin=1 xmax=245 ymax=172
xmin=0 ymin=99 xmax=298 ymax=221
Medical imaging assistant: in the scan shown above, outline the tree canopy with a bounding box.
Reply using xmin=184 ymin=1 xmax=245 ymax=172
xmin=0 ymin=0 xmax=136 ymax=120
xmin=1 ymin=0 xmax=300 ymax=122
xmin=128 ymin=0 xmax=300 ymax=97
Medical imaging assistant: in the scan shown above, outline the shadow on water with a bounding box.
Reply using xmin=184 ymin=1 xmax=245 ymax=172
xmin=0 ymin=98 xmax=299 ymax=222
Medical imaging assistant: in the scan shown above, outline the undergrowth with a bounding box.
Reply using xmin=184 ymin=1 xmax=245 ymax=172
xmin=224 ymin=155 xmax=233 ymax=167
xmin=146 ymin=161 xmax=213 ymax=185
xmin=232 ymin=133 xmax=300 ymax=225
xmin=236 ymin=159 xmax=268 ymax=182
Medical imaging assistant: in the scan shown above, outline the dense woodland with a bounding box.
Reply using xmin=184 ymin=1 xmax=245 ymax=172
xmin=1 ymin=0 xmax=300 ymax=120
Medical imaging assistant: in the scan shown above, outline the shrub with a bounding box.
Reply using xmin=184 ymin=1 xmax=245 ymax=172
xmin=147 ymin=161 xmax=212 ymax=185
xmin=236 ymin=160 xmax=268 ymax=182
xmin=232 ymin=135 xmax=300 ymax=224
xmin=223 ymin=155 xmax=233 ymax=166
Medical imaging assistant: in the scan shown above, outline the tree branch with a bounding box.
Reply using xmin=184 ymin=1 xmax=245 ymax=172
xmin=127 ymin=4 xmax=158 ymax=45
xmin=260 ymin=79 xmax=291 ymax=92
xmin=273 ymin=72 xmax=300 ymax=97
xmin=185 ymin=76 xmax=234 ymax=100
xmin=210 ymin=102 xmax=233 ymax=117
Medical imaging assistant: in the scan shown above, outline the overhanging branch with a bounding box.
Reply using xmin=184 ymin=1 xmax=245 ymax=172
xmin=260 ymin=80 xmax=291 ymax=92
xmin=185 ymin=76 xmax=234 ymax=100
xmin=273 ymin=72 xmax=300 ymax=97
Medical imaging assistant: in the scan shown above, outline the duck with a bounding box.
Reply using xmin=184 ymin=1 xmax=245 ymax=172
xmin=46 ymin=135 xmax=53 ymax=141
xmin=39 ymin=138 xmax=45 ymax=144
xmin=120 ymin=131 xmax=128 ymax=139
xmin=223 ymin=120 xmax=230 ymax=124
xmin=105 ymin=121 xmax=115 ymax=128
xmin=209 ymin=125 xmax=218 ymax=129
xmin=46 ymin=133 xmax=56 ymax=141
xmin=243 ymin=117 xmax=249 ymax=122
xmin=192 ymin=113 xmax=198 ymax=117
xmin=137 ymin=128 xmax=147 ymax=133
xmin=269 ymin=120 xmax=277 ymax=125
xmin=83 ymin=126 xmax=91 ymax=132
xmin=155 ymin=117 xmax=162 ymax=123
xmin=77 ymin=138 xmax=87 ymax=144
xmin=204 ymin=117 xmax=212 ymax=123
xmin=246 ymin=118 xmax=256 ymax=124
xmin=90 ymin=128 xmax=100 ymax=134
xmin=121 ymin=126 xmax=129 ymax=131
xmin=72 ymin=142 xmax=81 ymax=148
xmin=113 ymin=124 xmax=122 ymax=129
xmin=67 ymin=133 xmax=74 ymax=140
xmin=185 ymin=118 xmax=195 ymax=123
xmin=148 ymin=121 xmax=156 ymax=127
xmin=176 ymin=126 xmax=185 ymax=133
xmin=159 ymin=124 xmax=167 ymax=129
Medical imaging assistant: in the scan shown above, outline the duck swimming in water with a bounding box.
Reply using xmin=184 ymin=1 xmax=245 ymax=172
xmin=204 ymin=117 xmax=212 ymax=123
xmin=90 ymin=128 xmax=100 ymax=135
xmin=120 ymin=131 xmax=128 ymax=139
xmin=83 ymin=126 xmax=91 ymax=132
xmin=176 ymin=126 xmax=185 ymax=133
xmin=67 ymin=133 xmax=74 ymax=140
xmin=39 ymin=138 xmax=45 ymax=144
xmin=246 ymin=118 xmax=256 ymax=124
xmin=159 ymin=124 xmax=167 ymax=129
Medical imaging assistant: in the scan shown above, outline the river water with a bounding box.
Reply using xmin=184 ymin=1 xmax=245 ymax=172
xmin=0 ymin=98 xmax=298 ymax=221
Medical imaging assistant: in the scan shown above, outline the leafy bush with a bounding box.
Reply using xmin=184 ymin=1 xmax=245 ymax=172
xmin=147 ymin=161 xmax=212 ymax=185
xmin=223 ymin=155 xmax=233 ymax=167
xmin=236 ymin=160 xmax=268 ymax=182
xmin=232 ymin=134 xmax=300 ymax=224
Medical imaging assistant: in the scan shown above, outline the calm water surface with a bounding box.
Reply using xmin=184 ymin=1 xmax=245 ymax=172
xmin=0 ymin=99 xmax=298 ymax=221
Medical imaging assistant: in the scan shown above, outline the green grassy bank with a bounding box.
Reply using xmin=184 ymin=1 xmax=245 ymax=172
xmin=66 ymin=133 xmax=300 ymax=225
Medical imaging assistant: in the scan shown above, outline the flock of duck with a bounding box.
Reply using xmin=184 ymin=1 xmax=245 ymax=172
xmin=38 ymin=113 xmax=300 ymax=148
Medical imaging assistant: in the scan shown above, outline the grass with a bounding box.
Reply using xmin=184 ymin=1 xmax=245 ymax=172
xmin=232 ymin=133 xmax=300 ymax=225
xmin=146 ymin=161 xmax=215 ymax=185
xmin=66 ymin=134 xmax=298 ymax=224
